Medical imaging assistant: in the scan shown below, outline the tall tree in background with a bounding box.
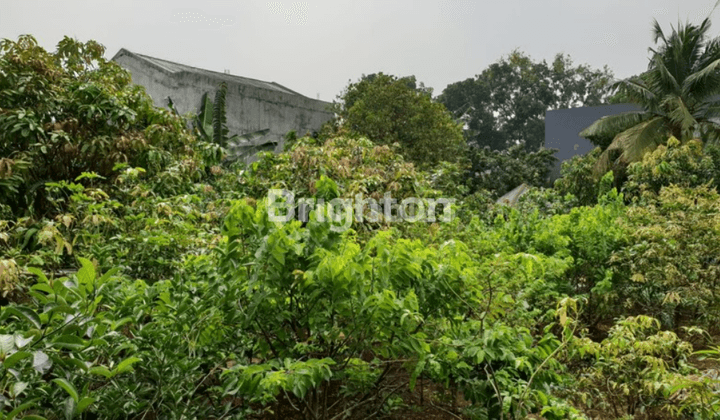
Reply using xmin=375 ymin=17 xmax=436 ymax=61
xmin=438 ymin=51 xmax=614 ymax=151
xmin=580 ymin=16 xmax=720 ymax=176
xmin=333 ymin=73 xmax=465 ymax=167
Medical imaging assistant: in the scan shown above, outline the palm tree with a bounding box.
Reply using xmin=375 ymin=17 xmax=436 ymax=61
xmin=580 ymin=13 xmax=720 ymax=176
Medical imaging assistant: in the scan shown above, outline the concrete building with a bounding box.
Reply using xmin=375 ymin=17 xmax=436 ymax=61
xmin=111 ymin=49 xmax=334 ymax=162
xmin=544 ymin=104 xmax=643 ymax=180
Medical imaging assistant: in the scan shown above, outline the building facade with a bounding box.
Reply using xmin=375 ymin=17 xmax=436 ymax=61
xmin=544 ymin=104 xmax=643 ymax=180
xmin=112 ymin=49 xmax=334 ymax=162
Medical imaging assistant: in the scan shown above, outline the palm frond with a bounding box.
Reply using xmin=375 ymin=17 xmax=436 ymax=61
xmin=613 ymin=77 xmax=656 ymax=109
xmin=593 ymin=116 xmax=668 ymax=177
xmin=652 ymin=19 xmax=667 ymax=45
xmin=685 ymin=62 xmax=720 ymax=103
xmin=700 ymin=121 xmax=720 ymax=145
xmin=648 ymin=54 xmax=681 ymax=96
xmin=579 ymin=112 xmax=652 ymax=149
xmin=694 ymin=101 xmax=720 ymax=121
xmin=663 ymin=95 xmax=697 ymax=139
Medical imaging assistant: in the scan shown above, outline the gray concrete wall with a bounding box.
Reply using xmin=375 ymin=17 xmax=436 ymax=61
xmin=545 ymin=104 xmax=643 ymax=180
xmin=112 ymin=51 xmax=334 ymax=157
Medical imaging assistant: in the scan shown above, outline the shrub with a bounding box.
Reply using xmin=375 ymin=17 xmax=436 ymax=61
xmin=0 ymin=35 xmax=200 ymax=217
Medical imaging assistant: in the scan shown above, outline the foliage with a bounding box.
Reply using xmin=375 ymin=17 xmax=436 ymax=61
xmin=466 ymin=144 xmax=556 ymax=197
xmin=332 ymin=73 xmax=465 ymax=167
xmin=243 ymin=135 xmax=430 ymax=201
xmin=580 ymin=15 xmax=720 ymax=176
xmin=623 ymin=136 xmax=719 ymax=200
xmin=553 ymin=147 xmax=603 ymax=206
xmin=610 ymin=185 xmax=720 ymax=330
xmin=571 ymin=316 xmax=700 ymax=418
xmin=0 ymin=259 xmax=139 ymax=419
xmin=0 ymin=35 xmax=198 ymax=218
xmin=7 ymin=29 xmax=720 ymax=420
xmin=439 ymin=50 xmax=614 ymax=151
xmin=195 ymin=82 xmax=237 ymax=149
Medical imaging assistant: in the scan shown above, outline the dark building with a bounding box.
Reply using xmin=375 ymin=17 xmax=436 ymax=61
xmin=545 ymin=104 xmax=643 ymax=180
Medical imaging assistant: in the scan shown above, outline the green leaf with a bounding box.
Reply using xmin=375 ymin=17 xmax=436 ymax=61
xmin=4 ymin=306 xmax=42 ymax=329
xmin=113 ymin=356 xmax=141 ymax=375
xmin=96 ymin=267 xmax=119 ymax=287
xmin=52 ymin=334 xmax=86 ymax=351
xmin=26 ymin=267 xmax=49 ymax=283
xmin=76 ymin=257 xmax=96 ymax=292
xmin=52 ymin=378 xmax=79 ymax=403
xmin=30 ymin=283 xmax=54 ymax=295
xmin=4 ymin=351 xmax=31 ymax=368
xmin=77 ymin=396 xmax=95 ymax=413
xmin=409 ymin=356 xmax=426 ymax=391
xmin=89 ymin=366 xmax=112 ymax=378
xmin=6 ymin=398 xmax=39 ymax=419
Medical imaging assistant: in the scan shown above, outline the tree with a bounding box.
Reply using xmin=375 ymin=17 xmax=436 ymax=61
xmin=0 ymin=35 xmax=192 ymax=217
xmin=580 ymin=16 xmax=720 ymax=176
xmin=333 ymin=73 xmax=465 ymax=167
xmin=438 ymin=51 xmax=614 ymax=151
xmin=465 ymin=145 xmax=557 ymax=198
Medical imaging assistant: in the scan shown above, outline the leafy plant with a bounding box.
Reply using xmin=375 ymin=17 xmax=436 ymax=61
xmin=580 ymin=12 xmax=720 ymax=176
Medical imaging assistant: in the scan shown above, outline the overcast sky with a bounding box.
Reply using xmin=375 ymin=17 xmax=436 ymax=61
xmin=2 ymin=0 xmax=719 ymax=102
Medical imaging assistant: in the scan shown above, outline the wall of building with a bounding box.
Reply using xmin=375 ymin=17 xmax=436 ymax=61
xmin=112 ymin=52 xmax=334 ymax=156
xmin=544 ymin=104 xmax=643 ymax=180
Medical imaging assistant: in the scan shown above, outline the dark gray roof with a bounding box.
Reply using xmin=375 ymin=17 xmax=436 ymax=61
xmin=112 ymin=48 xmax=306 ymax=97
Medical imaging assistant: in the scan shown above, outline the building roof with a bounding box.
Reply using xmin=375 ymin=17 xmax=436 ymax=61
xmin=496 ymin=183 xmax=531 ymax=207
xmin=111 ymin=48 xmax=308 ymax=98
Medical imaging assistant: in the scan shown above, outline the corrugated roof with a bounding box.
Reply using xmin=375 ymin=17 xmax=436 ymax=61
xmin=112 ymin=48 xmax=303 ymax=97
xmin=496 ymin=183 xmax=531 ymax=207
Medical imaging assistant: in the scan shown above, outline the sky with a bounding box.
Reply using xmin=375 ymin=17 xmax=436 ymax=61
xmin=2 ymin=0 xmax=720 ymax=102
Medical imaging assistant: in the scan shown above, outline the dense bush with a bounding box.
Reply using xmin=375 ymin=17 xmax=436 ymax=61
xmin=4 ymin=32 xmax=720 ymax=420
xmin=465 ymin=144 xmax=557 ymax=198
xmin=623 ymin=136 xmax=718 ymax=200
xmin=553 ymin=147 xmax=603 ymax=206
xmin=610 ymin=185 xmax=720 ymax=330
xmin=331 ymin=73 xmax=465 ymax=167
xmin=0 ymin=35 xmax=214 ymax=218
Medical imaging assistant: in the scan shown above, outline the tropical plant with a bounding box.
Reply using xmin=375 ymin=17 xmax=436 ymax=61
xmin=465 ymin=144 xmax=557 ymax=198
xmin=331 ymin=73 xmax=465 ymax=167
xmin=196 ymin=83 xmax=230 ymax=148
xmin=439 ymin=50 xmax=614 ymax=151
xmin=571 ymin=315 xmax=700 ymax=418
xmin=0 ymin=34 xmax=196 ymax=217
xmin=196 ymin=82 xmax=274 ymax=162
xmin=580 ymin=12 xmax=720 ymax=176
xmin=623 ymin=136 xmax=719 ymax=200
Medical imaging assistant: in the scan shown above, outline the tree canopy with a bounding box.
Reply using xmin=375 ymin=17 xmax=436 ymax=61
xmin=0 ymin=35 xmax=198 ymax=217
xmin=438 ymin=51 xmax=614 ymax=151
xmin=580 ymin=16 xmax=720 ymax=176
xmin=332 ymin=73 xmax=465 ymax=167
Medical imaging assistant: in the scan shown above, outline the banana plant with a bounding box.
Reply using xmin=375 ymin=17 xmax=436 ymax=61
xmin=195 ymin=82 xmax=238 ymax=148
xmin=195 ymin=82 xmax=273 ymax=162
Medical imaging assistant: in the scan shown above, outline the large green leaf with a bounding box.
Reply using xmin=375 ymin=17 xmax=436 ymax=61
xmin=213 ymin=82 xmax=229 ymax=147
xmin=580 ymin=112 xmax=653 ymax=149
xmin=593 ymin=116 xmax=668 ymax=177
xmin=52 ymin=378 xmax=79 ymax=403
xmin=196 ymin=92 xmax=214 ymax=140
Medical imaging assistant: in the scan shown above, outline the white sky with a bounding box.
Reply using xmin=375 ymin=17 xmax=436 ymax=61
xmin=2 ymin=0 xmax=719 ymax=101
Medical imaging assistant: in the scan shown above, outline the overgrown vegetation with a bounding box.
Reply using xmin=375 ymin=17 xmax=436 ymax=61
xmin=3 ymin=23 xmax=720 ymax=420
